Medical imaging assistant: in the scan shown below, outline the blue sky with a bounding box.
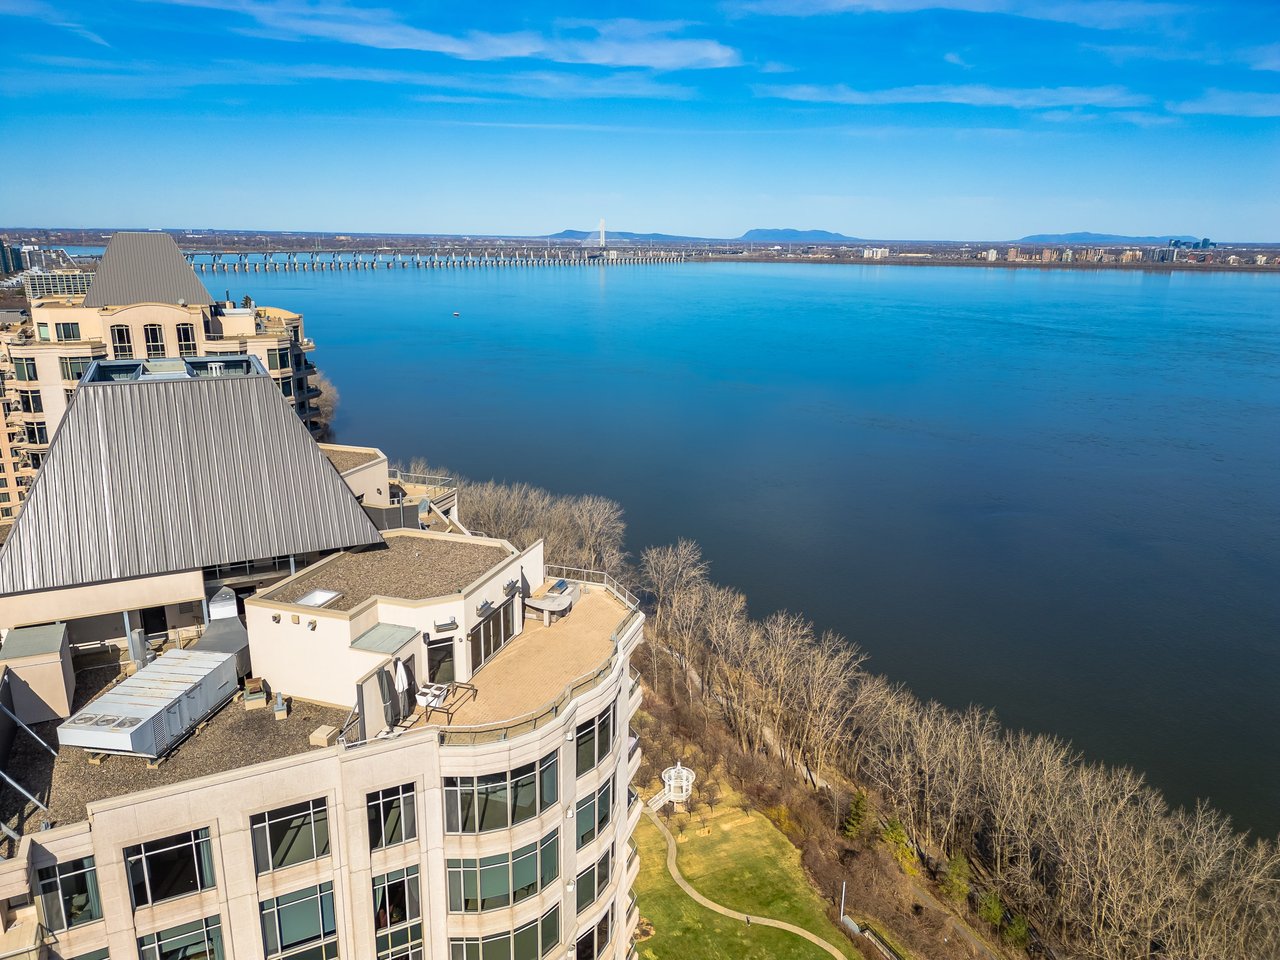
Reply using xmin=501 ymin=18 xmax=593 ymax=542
xmin=2 ymin=1 xmax=1277 ymax=239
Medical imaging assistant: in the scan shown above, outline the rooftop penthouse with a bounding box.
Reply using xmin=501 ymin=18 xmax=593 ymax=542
xmin=249 ymin=529 xmax=640 ymax=744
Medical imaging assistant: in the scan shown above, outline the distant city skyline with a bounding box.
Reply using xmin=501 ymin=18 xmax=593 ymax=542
xmin=1 ymin=1 xmax=1277 ymax=240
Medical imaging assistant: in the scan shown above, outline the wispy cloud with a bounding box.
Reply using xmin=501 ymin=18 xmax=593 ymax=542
xmin=148 ymin=1 xmax=740 ymax=70
xmin=3 ymin=55 xmax=695 ymax=101
xmin=943 ymin=51 xmax=970 ymax=67
xmin=0 ymin=0 xmax=108 ymax=45
xmin=1039 ymin=107 xmax=1175 ymax=126
xmin=735 ymin=0 xmax=1184 ymax=31
xmin=755 ymin=82 xmax=1150 ymax=109
xmin=1242 ymin=43 xmax=1280 ymax=72
xmin=1169 ymin=89 xmax=1280 ymax=118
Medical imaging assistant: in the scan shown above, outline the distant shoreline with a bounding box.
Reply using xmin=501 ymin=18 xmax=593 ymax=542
xmin=701 ymin=255 xmax=1278 ymax=275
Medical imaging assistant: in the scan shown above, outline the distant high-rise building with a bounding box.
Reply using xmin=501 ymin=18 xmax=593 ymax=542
xmin=862 ymin=247 xmax=889 ymax=260
xmin=22 ymin=269 xmax=94 ymax=299
xmin=1006 ymin=247 xmax=1020 ymax=262
xmin=0 ymin=240 xmax=24 ymax=274
xmin=985 ymin=249 xmax=998 ymax=262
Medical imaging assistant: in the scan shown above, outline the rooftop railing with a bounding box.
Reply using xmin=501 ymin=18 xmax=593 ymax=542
xmin=388 ymin=468 xmax=457 ymax=491
xmin=339 ymin=568 xmax=642 ymax=751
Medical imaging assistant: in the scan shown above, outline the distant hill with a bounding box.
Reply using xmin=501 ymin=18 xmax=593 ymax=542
xmin=737 ymin=228 xmax=862 ymax=243
xmin=1018 ymin=232 xmax=1200 ymax=245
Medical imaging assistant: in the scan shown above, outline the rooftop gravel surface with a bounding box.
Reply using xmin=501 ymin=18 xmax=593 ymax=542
xmin=322 ymin=447 xmax=381 ymax=473
xmin=267 ymin=536 xmax=512 ymax=611
xmin=1 ymin=667 xmax=348 ymax=839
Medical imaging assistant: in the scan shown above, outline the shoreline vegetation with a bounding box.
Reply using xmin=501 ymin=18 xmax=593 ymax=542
xmin=410 ymin=459 xmax=1280 ymax=960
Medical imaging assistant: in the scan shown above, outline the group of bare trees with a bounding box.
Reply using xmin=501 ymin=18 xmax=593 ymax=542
xmin=641 ymin=539 xmax=1280 ymax=960
xmin=399 ymin=458 xmax=627 ymax=573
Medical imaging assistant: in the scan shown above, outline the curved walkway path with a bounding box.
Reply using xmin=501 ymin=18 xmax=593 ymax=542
xmin=642 ymin=807 xmax=847 ymax=960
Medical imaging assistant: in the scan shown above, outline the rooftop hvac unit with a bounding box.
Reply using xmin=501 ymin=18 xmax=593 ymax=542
xmin=57 ymin=649 xmax=237 ymax=758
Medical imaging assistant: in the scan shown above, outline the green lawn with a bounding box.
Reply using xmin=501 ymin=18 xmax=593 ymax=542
xmin=634 ymin=790 xmax=867 ymax=960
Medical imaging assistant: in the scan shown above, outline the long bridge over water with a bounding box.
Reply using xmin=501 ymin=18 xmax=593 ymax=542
xmin=183 ymin=249 xmax=686 ymax=273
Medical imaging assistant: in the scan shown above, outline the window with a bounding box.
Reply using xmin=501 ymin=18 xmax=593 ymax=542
xmin=17 ymin=390 xmax=42 ymax=414
xmin=251 ymin=798 xmax=330 ymax=873
xmin=55 ymin=322 xmax=81 ymax=341
xmin=64 ymin=388 xmax=75 ymax=403
xmin=268 ymin=347 xmax=290 ymax=370
xmin=59 ymin=356 xmax=92 ymax=381
xmin=575 ymin=702 xmax=616 ymax=777
xmin=144 ymin=324 xmax=165 ymax=358
xmin=449 ymin=905 xmax=560 ymax=960
xmin=36 ymin=323 xmax=49 ymax=341
xmin=139 ymin=916 xmax=224 ymax=960
xmin=427 ymin=636 xmax=454 ymax=683
xmin=13 ymin=357 xmax=36 ymax=381
xmin=446 ymin=829 xmax=559 ymax=913
xmin=37 ymin=857 xmax=102 ymax=931
xmin=574 ymin=906 xmax=613 ymax=960
xmin=260 ymin=882 xmax=337 ymax=960
xmin=176 ymin=323 xmax=197 ymax=356
xmin=276 ymin=376 xmax=294 ymax=398
xmin=373 ymin=866 xmax=420 ymax=930
xmin=24 ymin=422 xmax=48 ymax=445
xmin=575 ymin=779 xmax=614 ymax=849
xmin=124 ymin=828 xmax=215 ymax=908
xmin=576 ymin=845 xmax=613 ymax=915
xmin=110 ymin=324 xmax=133 ymax=358
xmin=368 ymin=783 xmax=416 ymax=850
xmin=28 ymin=451 xmax=43 ymax=470
xmin=68 ymin=949 xmax=110 ymax=960
xmin=444 ymin=750 xmax=559 ymax=833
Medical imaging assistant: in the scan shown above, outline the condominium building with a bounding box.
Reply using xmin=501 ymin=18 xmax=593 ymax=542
xmin=21 ymin=272 xmax=94 ymax=301
xmin=0 ymin=233 xmax=321 ymax=519
xmin=0 ymin=357 xmax=643 ymax=960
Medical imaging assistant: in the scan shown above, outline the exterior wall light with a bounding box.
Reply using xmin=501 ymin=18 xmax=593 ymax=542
xmin=271 ymin=613 xmax=281 ymax=623
xmin=307 ymin=620 xmax=317 ymax=631
xmin=565 ymin=880 xmax=575 ymax=893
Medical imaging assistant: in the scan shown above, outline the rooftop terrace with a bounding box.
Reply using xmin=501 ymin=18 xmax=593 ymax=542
xmin=453 ymin=586 xmax=626 ymax=726
xmin=1 ymin=667 xmax=347 ymax=842
xmin=264 ymin=535 xmax=513 ymax=611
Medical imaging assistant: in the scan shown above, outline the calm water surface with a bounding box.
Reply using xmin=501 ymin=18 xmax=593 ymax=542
xmin=210 ymin=262 xmax=1280 ymax=836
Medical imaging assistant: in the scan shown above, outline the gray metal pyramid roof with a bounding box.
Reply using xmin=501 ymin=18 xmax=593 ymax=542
xmin=83 ymin=232 xmax=213 ymax=308
xmin=0 ymin=360 xmax=382 ymax=596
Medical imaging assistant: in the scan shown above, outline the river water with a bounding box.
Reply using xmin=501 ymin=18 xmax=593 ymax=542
xmin=201 ymin=261 xmax=1278 ymax=835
